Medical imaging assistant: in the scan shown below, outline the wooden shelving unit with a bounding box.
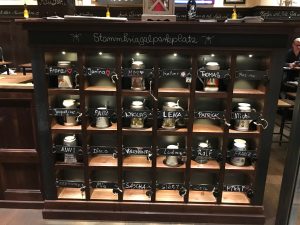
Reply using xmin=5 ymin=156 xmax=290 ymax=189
xmin=22 ymin=20 xmax=292 ymax=224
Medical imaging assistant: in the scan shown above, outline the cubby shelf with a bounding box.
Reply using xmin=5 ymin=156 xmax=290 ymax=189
xmin=88 ymin=155 xmax=118 ymax=167
xmin=123 ymin=156 xmax=152 ymax=168
xmin=90 ymin=189 xmax=118 ymax=201
xmin=190 ymin=160 xmax=220 ymax=170
xmin=23 ymin=19 xmax=286 ymax=222
xmin=55 ymin=162 xmax=84 ymax=169
xmin=123 ymin=189 xmax=151 ymax=201
xmin=86 ymin=123 xmax=117 ymax=133
xmin=222 ymin=192 xmax=250 ymax=204
xmin=57 ymin=187 xmax=86 ymax=200
xmin=188 ymin=191 xmax=217 ymax=203
xmin=155 ymin=190 xmax=184 ymax=202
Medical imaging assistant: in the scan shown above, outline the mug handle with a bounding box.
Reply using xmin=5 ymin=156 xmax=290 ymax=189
xmin=74 ymin=73 xmax=80 ymax=88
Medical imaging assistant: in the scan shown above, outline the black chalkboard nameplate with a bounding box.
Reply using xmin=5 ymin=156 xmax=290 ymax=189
xmin=29 ymin=31 xmax=288 ymax=49
xmin=227 ymin=150 xmax=256 ymax=158
xmin=197 ymin=69 xmax=230 ymax=79
xmin=90 ymin=181 xmax=118 ymax=189
xmin=53 ymin=145 xmax=82 ymax=154
xmin=190 ymin=184 xmax=215 ymax=191
xmin=48 ymin=66 xmax=77 ymax=76
xmin=157 ymin=183 xmax=184 ymax=190
xmin=38 ymin=0 xmax=75 ymax=17
xmin=158 ymin=111 xmax=187 ymax=119
xmin=231 ymin=111 xmax=259 ymax=120
xmin=159 ymin=69 xmax=192 ymax=78
xmin=194 ymin=111 xmax=224 ymax=120
xmin=88 ymin=146 xmax=117 ymax=155
xmin=157 ymin=148 xmax=185 ymax=156
xmin=88 ymin=108 xmax=115 ymax=118
xmin=255 ymin=9 xmax=300 ymax=21
xmin=122 ymin=110 xmax=152 ymax=119
xmin=123 ymin=147 xmax=151 ymax=156
xmin=56 ymin=180 xmax=84 ymax=188
xmin=123 ymin=182 xmax=152 ymax=190
xmin=84 ymin=67 xmax=115 ymax=77
xmin=122 ymin=69 xmax=154 ymax=77
xmin=191 ymin=148 xmax=219 ymax=158
xmin=223 ymin=184 xmax=248 ymax=192
xmin=50 ymin=108 xmax=80 ymax=116
xmin=236 ymin=70 xmax=268 ymax=80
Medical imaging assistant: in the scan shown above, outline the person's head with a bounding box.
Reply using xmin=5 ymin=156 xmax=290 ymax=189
xmin=292 ymin=38 xmax=300 ymax=54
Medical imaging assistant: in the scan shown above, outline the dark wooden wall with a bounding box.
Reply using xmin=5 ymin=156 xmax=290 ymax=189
xmin=0 ymin=90 xmax=43 ymax=208
xmin=0 ymin=20 xmax=31 ymax=70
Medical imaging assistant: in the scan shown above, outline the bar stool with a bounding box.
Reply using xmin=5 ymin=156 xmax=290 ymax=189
xmin=274 ymin=99 xmax=294 ymax=145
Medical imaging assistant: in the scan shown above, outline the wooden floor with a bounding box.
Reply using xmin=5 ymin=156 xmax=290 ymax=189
xmin=0 ymin=123 xmax=291 ymax=225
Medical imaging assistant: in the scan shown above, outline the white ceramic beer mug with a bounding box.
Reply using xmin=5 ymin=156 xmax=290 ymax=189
xmin=130 ymin=100 xmax=144 ymax=128
xmin=63 ymin=135 xmax=77 ymax=163
xmin=95 ymin=107 xmax=110 ymax=129
xmin=62 ymin=99 xmax=78 ymax=126
xmin=162 ymin=101 xmax=184 ymax=129
xmin=165 ymin=144 xmax=180 ymax=167
xmin=231 ymin=141 xmax=247 ymax=167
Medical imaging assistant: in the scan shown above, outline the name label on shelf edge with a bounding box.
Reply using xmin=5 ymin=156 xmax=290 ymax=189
xmin=194 ymin=111 xmax=224 ymax=120
xmin=159 ymin=69 xmax=192 ymax=78
xmin=231 ymin=112 xmax=259 ymax=120
xmin=123 ymin=182 xmax=152 ymax=190
xmin=123 ymin=147 xmax=151 ymax=155
xmin=122 ymin=110 xmax=152 ymax=118
xmin=223 ymin=184 xmax=249 ymax=193
xmin=157 ymin=148 xmax=185 ymax=156
xmin=227 ymin=150 xmax=256 ymax=158
xmin=190 ymin=184 xmax=215 ymax=191
xmin=56 ymin=180 xmax=84 ymax=188
xmin=192 ymin=148 xmax=219 ymax=158
xmin=51 ymin=108 xmax=80 ymax=116
xmin=84 ymin=67 xmax=115 ymax=77
xmin=90 ymin=181 xmax=118 ymax=189
xmin=197 ymin=69 xmax=230 ymax=79
xmin=122 ymin=68 xmax=154 ymax=77
xmin=53 ymin=145 xmax=82 ymax=154
xmin=158 ymin=111 xmax=187 ymax=119
xmin=89 ymin=108 xmax=114 ymax=117
xmin=48 ymin=66 xmax=76 ymax=76
xmin=236 ymin=70 xmax=268 ymax=80
xmin=88 ymin=146 xmax=117 ymax=155
xmin=157 ymin=183 xmax=184 ymax=190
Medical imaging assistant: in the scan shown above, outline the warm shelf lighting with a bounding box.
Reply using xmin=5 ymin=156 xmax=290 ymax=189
xmin=173 ymin=53 xmax=177 ymax=57
xmin=211 ymin=54 xmax=215 ymax=57
xmin=61 ymin=51 xmax=66 ymax=55
xmin=98 ymin=52 xmax=103 ymax=55
xmin=249 ymin=54 xmax=253 ymax=58
xmin=136 ymin=52 xmax=140 ymax=56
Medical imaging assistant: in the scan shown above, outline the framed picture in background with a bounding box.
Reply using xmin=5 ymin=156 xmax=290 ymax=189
xmin=224 ymin=0 xmax=245 ymax=4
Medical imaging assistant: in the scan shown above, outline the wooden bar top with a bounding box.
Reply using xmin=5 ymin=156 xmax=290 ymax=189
xmin=0 ymin=74 xmax=33 ymax=89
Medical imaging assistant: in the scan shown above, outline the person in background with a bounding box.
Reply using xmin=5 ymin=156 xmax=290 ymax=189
xmin=279 ymin=38 xmax=300 ymax=98
xmin=285 ymin=37 xmax=300 ymax=81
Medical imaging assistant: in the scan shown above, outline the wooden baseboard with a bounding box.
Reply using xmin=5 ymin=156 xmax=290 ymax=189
xmin=43 ymin=200 xmax=265 ymax=224
xmin=0 ymin=200 xmax=44 ymax=209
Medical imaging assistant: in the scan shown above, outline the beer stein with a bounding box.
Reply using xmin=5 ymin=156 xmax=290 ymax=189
xmin=234 ymin=105 xmax=252 ymax=131
xmin=62 ymin=99 xmax=78 ymax=126
xmin=131 ymin=59 xmax=146 ymax=91
xmin=165 ymin=144 xmax=180 ymax=167
xmin=231 ymin=141 xmax=247 ymax=167
xmin=63 ymin=135 xmax=77 ymax=163
xmin=195 ymin=142 xmax=209 ymax=164
xmin=130 ymin=100 xmax=144 ymax=129
xmin=204 ymin=62 xmax=220 ymax=92
xmin=95 ymin=106 xmax=110 ymax=129
xmin=162 ymin=101 xmax=184 ymax=129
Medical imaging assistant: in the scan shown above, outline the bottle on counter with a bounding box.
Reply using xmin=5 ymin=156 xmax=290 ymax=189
xmin=231 ymin=5 xmax=237 ymax=20
xmin=106 ymin=6 xmax=111 ymax=18
xmin=23 ymin=3 xmax=29 ymax=19
xmin=187 ymin=0 xmax=196 ymax=21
